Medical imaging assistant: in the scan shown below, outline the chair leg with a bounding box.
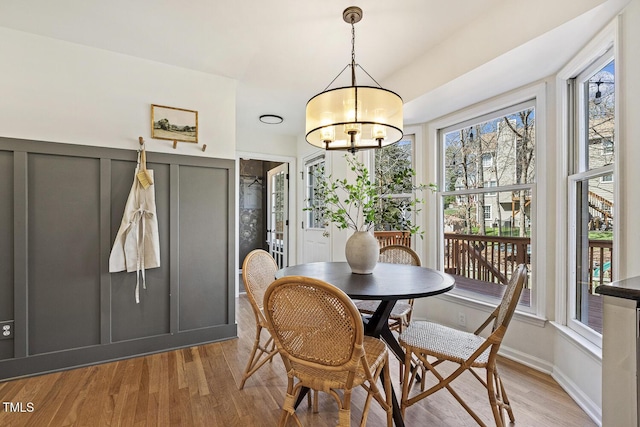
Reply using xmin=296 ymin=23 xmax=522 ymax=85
xmin=400 ymin=348 xmax=413 ymax=417
xmin=339 ymin=390 xmax=352 ymax=427
xmin=500 ymin=377 xmax=515 ymax=423
xmin=489 ymin=366 xmax=515 ymax=425
xmin=360 ymin=375 xmax=376 ymax=425
xmin=359 ymin=356 xmax=392 ymax=427
xmin=239 ymin=324 xmax=277 ymax=389
xmin=303 ymin=389 xmax=318 ymax=413
xmin=403 ymin=352 xmax=489 ymax=426
xmin=382 ymin=361 xmax=393 ymax=427
xmin=487 ymin=367 xmax=505 ymax=427
xmin=281 ymin=381 xmax=303 ymax=427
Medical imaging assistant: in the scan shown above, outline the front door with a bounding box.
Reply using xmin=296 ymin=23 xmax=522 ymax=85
xmin=267 ymin=163 xmax=288 ymax=268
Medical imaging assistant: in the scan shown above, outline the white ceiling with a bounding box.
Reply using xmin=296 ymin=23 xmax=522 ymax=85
xmin=0 ymin=0 xmax=628 ymax=139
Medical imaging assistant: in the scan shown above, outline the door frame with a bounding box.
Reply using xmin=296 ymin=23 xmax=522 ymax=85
xmin=266 ymin=162 xmax=289 ymax=269
xmin=236 ymin=151 xmax=297 ymax=296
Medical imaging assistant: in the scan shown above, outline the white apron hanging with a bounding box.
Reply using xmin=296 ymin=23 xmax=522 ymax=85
xmin=109 ymin=149 xmax=160 ymax=303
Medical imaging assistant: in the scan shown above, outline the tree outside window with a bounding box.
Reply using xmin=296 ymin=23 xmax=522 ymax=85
xmin=440 ymin=100 xmax=535 ymax=306
xmin=373 ymin=137 xmax=418 ymax=232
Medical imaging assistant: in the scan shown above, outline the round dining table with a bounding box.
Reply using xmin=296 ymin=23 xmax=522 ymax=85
xmin=275 ymin=261 xmax=455 ymax=426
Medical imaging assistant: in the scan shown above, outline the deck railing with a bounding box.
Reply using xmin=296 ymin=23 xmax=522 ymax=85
xmin=588 ymin=239 xmax=613 ymax=291
xmin=444 ymin=233 xmax=530 ymax=286
xmin=374 ymin=231 xmax=411 ymax=248
xmin=374 ymin=232 xmax=612 ymax=292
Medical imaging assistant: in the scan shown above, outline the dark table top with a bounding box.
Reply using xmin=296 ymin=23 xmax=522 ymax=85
xmin=595 ymin=275 xmax=640 ymax=302
xmin=275 ymin=261 xmax=455 ymax=300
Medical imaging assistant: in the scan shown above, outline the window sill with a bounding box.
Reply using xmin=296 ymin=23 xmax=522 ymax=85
xmin=549 ymin=321 xmax=602 ymax=360
xmin=436 ymin=291 xmax=547 ymax=328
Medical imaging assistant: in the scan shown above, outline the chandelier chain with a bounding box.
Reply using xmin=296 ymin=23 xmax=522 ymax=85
xmin=319 ymin=6 xmax=386 ymax=92
xmin=351 ymin=17 xmax=356 ymax=86
xmin=351 ymin=19 xmax=356 ymax=65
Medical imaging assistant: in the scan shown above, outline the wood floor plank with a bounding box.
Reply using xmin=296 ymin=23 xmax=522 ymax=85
xmin=0 ymin=295 xmax=598 ymax=426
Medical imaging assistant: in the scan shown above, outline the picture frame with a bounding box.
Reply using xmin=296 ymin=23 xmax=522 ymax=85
xmin=151 ymin=104 xmax=198 ymax=143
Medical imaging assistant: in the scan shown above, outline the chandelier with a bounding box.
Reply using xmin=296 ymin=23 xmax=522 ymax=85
xmin=305 ymin=6 xmax=403 ymax=153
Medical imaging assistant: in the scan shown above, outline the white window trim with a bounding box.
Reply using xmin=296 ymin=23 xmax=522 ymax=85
xmin=555 ymin=18 xmax=619 ymax=349
xmin=567 ymin=165 xmax=614 ymax=346
xmin=428 ymin=82 xmax=547 ymax=319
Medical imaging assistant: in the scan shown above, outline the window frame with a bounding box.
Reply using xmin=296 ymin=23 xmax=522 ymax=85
xmin=556 ymin=19 xmax=618 ymax=350
xmin=566 ymin=50 xmax=616 ymax=346
xmin=483 ymin=204 xmax=492 ymax=221
xmin=482 ymin=152 xmax=494 ymax=168
xmin=430 ymin=84 xmax=546 ymax=319
xmin=370 ymin=134 xmax=418 ymax=248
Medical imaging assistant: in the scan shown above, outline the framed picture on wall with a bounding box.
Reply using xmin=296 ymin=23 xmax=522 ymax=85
xmin=151 ymin=104 xmax=198 ymax=143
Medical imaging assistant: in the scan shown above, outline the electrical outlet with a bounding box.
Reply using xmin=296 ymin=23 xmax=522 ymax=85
xmin=457 ymin=312 xmax=466 ymax=327
xmin=0 ymin=321 xmax=14 ymax=340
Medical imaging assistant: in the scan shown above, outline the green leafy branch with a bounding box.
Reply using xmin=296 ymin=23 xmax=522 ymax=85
xmin=305 ymin=154 xmax=435 ymax=235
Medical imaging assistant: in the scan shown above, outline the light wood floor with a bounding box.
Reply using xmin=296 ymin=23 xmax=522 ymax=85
xmin=0 ymin=295 xmax=597 ymax=426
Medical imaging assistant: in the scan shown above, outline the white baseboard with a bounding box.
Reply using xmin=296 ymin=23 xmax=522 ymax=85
xmin=499 ymin=344 xmax=602 ymax=426
xmin=498 ymin=344 xmax=554 ymax=374
xmin=552 ymin=366 xmax=602 ymax=426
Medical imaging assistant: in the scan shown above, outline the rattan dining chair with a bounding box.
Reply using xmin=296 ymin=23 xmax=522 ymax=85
xmin=355 ymin=245 xmax=421 ymax=333
xmin=264 ymin=275 xmax=393 ymax=427
xmin=238 ymin=249 xmax=279 ymax=390
xmin=399 ymin=264 xmax=528 ymax=427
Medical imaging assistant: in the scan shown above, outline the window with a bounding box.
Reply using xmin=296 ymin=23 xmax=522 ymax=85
xmin=484 ymin=180 xmax=497 ymax=196
xmin=482 ymin=153 xmax=493 ymax=168
xmin=374 ymin=135 xmax=415 ymax=233
xmin=440 ymin=100 xmax=535 ymax=308
xmin=483 ymin=205 xmax=492 ymax=221
xmin=568 ymin=55 xmax=615 ymax=340
xmin=305 ymin=156 xmax=325 ymax=229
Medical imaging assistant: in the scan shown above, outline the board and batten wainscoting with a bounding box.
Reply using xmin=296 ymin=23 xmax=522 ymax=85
xmin=0 ymin=137 xmax=236 ymax=380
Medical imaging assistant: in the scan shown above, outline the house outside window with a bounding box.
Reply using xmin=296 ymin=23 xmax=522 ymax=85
xmin=568 ymin=55 xmax=615 ymax=341
xmin=440 ymin=99 xmax=535 ymax=309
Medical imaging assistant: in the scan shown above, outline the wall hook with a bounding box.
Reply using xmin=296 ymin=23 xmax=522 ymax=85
xmin=202 ymin=144 xmax=207 ymax=152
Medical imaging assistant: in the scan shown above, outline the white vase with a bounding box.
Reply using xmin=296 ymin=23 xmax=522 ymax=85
xmin=345 ymin=231 xmax=379 ymax=274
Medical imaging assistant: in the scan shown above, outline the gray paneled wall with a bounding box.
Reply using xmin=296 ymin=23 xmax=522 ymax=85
xmin=0 ymin=137 xmax=236 ymax=380
xmin=110 ymin=160 xmax=172 ymax=342
xmin=178 ymin=165 xmax=230 ymax=330
xmin=28 ymin=154 xmax=102 ymax=355
xmin=0 ymin=151 xmax=13 ymax=360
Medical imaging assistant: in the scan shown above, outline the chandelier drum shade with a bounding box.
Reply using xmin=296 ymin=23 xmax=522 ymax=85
xmin=305 ymin=6 xmax=403 ymax=153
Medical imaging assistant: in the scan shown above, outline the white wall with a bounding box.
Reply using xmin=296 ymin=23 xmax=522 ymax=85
xmin=0 ymin=27 xmax=236 ymax=159
xmin=237 ymin=127 xmax=297 ymax=158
